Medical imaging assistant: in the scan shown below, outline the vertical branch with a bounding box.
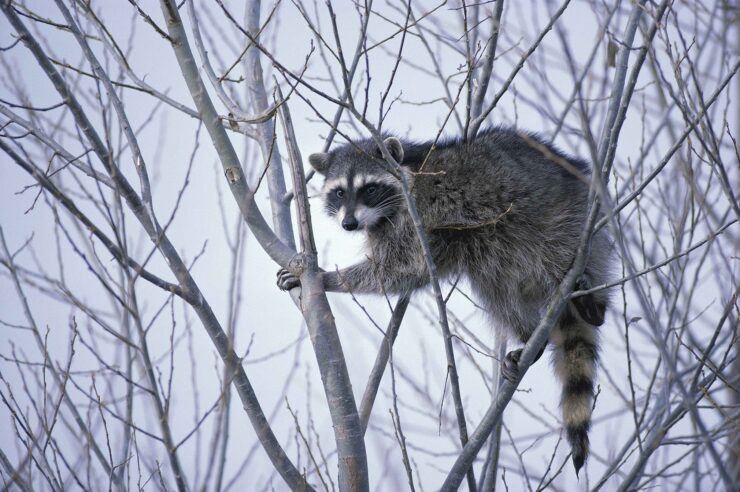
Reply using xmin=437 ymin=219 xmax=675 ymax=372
xmin=461 ymin=0 xmax=474 ymax=139
xmin=470 ymin=0 xmax=504 ymax=122
xmin=242 ymin=0 xmax=295 ymax=247
xmin=477 ymin=338 xmax=506 ymax=492
xmin=278 ymin=87 xmax=369 ymax=492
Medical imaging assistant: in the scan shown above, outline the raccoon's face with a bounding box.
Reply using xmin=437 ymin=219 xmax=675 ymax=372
xmin=321 ymin=173 xmax=403 ymax=231
xmin=309 ymin=137 xmax=405 ymax=232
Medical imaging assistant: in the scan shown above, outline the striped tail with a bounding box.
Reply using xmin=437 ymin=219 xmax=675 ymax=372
xmin=551 ymin=306 xmax=600 ymax=476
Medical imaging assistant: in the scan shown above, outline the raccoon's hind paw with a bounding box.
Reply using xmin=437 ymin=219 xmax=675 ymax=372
xmin=276 ymin=268 xmax=300 ymax=291
xmin=502 ymin=349 xmax=523 ymax=382
xmin=573 ymin=278 xmax=607 ymax=326
xmin=502 ymin=346 xmax=546 ymax=383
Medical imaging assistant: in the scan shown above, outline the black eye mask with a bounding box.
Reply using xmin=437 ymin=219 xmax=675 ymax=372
xmin=325 ymin=187 xmax=344 ymax=216
xmin=358 ymin=183 xmax=397 ymax=208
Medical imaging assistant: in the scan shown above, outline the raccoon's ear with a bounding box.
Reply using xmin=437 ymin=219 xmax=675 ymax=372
xmin=308 ymin=152 xmax=330 ymax=174
xmin=383 ymin=137 xmax=404 ymax=164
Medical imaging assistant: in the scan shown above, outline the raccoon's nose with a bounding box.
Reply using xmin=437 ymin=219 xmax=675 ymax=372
xmin=342 ymin=216 xmax=358 ymax=231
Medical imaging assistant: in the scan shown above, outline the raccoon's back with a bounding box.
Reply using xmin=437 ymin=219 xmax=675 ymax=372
xmin=412 ymin=133 xmax=589 ymax=239
xmin=403 ymin=130 xmax=592 ymax=286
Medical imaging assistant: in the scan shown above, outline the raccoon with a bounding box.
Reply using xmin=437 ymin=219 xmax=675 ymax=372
xmin=277 ymin=127 xmax=612 ymax=474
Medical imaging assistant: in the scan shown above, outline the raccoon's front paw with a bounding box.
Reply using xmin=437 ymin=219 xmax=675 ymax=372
xmin=502 ymin=349 xmax=523 ymax=382
xmin=276 ymin=268 xmax=300 ymax=291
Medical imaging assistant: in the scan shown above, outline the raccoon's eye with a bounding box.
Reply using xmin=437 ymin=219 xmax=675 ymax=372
xmin=335 ymin=189 xmax=345 ymax=198
xmin=366 ymin=186 xmax=377 ymax=195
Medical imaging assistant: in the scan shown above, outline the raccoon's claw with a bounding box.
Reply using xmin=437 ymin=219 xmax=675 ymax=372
xmin=276 ymin=268 xmax=300 ymax=291
xmin=502 ymin=349 xmax=523 ymax=382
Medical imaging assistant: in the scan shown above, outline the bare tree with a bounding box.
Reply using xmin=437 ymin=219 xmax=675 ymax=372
xmin=0 ymin=0 xmax=737 ymax=491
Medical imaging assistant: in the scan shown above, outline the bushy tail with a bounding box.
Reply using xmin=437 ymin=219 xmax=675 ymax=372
xmin=551 ymin=307 xmax=599 ymax=476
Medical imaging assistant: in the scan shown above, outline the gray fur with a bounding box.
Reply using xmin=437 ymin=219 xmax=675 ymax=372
xmin=278 ymin=127 xmax=613 ymax=473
